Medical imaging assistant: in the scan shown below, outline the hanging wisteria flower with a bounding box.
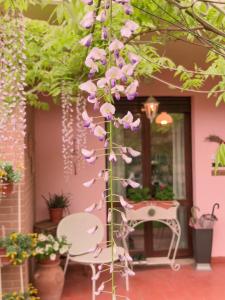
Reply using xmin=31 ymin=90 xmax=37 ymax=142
xmin=85 ymin=203 xmax=97 ymax=212
xmin=124 ymin=3 xmax=133 ymax=15
xmin=109 ymin=150 xmax=117 ymax=162
xmin=111 ymin=84 xmax=124 ymax=100
xmin=121 ymin=153 xmax=132 ymax=164
xmin=87 ymin=47 xmax=106 ymax=64
xmin=96 ymin=10 xmax=106 ymax=22
xmin=79 ymin=80 xmax=97 ymax=96
xmin=129 ymin=52 xmax=140 ymax=65
xmin=101 ymin=26 xmax=108 ymax=40
xmin=119 ymin=111 xmax=133 ymax=128
xmin=97 ymin=78 xmax=107 ymax=89
xmin=130 ymin=118 xmax=141 ymax=131
xmin=81 ymin=0 xmax=93 ymax=4
xmin=100 ymin=103 xmax=116 ymax=120
xmin=127 ymin=147 xmax=141 ymax=157
xmin=121 ymin=20 xmax=139 ymax=38
xmin=93 ymin=125 xmax=107 ymax=141
xmin=125 ymin=80 xmax=139 ymax=100
xmin=109 ymin=39 xmax=124 ymax=53
xmin=122 ymin=64 xmax=135 ymax=77
xmin=83 ymin=178 xmax=95 ymax=187
xmin=82 ymin=110 xmax=93 ymax=128
xmin=86 ymin=155 xmax=97 ymax=163
xmin=80 ymin=11 xmax=95 ymax=29
xmin=81 ymin=148 xmax=95 ymax=158
xmin=105 ymin=67 xmax=123 ymax=86
xmin=87 ymin=225 xmax=99 ymax=234
xmin=119 ymin=195 xmax=133 ymax=209
xmin=127 ymin=178 xmax=140 ymax=188
xmin=79 ymin=34 xmax=93 ymax=47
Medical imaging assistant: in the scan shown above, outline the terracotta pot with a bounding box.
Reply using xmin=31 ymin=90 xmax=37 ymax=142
xmin=0 ymin=247 xmax=11 ymax=266
xmin=49 ymin=208 xmax=64 ymax=224
xmin=0 ymin=182 xmax=13 ymax=196
xmin=34 ymin=258 xmax=65 ymax=300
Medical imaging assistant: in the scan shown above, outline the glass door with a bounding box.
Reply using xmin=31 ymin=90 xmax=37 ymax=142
xmin=112 ymin=97 xmax=193 ymax=258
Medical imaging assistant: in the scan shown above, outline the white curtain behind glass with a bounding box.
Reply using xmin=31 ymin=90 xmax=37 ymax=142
xmin=172 ymin=117 xmax=186 ymax=200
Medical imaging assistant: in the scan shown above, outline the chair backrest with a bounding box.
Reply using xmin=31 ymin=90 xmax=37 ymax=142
xmin=57 ymin=212 xmax=104 ymax=256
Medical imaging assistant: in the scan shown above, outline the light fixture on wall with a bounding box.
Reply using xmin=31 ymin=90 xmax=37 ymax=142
xmin=155 ymin=112 xmax=173 ymax=126
xmin=142 ymin=96 xmax=159 ymax=123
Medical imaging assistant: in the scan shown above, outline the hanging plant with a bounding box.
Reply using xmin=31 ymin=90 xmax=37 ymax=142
xmin=61 ymin=82 xmax=75 ymax=178
xmin=78 ymin=0 xmax=142 ymax=298
xmin=0 ymin=11 xmax=27 ymax=166
xmin=206 ymin=135 xmax=225 ymax=173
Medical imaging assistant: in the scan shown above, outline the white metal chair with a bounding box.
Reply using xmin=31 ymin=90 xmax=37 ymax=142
xmin=57 ymin=212 xmax=129 ymax=300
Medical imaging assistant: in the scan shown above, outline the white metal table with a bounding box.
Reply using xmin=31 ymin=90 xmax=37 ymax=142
xmin=123 ymin=200 xmax=181 ymax=271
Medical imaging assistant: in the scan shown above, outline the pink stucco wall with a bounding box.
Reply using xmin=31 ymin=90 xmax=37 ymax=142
xmin=34 ymin=42 xmax=225 ymax=257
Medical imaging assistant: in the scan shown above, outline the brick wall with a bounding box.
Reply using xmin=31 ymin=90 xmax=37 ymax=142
xmin=0 ymin=108 xmax=35 ymax=293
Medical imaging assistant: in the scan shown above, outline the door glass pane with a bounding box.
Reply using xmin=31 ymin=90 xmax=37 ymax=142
xmin=151 ymin=113 xmax=188 ymax=251
xmin=151 ymin=113 xmax=186 ymax=200
xmin=112 ymin=112 xmax=145 ymax=257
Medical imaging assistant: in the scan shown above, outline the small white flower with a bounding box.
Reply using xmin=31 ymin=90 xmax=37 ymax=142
xmin=50 ymin=253 xmax=57 ymax=261
xmin=53 ymin=242 xmax=59 ymax=251
xmin=59 ymin=245 xmax=68 ymax=255
xmin=38 ymin=233 xmax=47 ymax=242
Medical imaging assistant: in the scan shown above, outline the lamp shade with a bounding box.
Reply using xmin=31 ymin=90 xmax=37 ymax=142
xmin=155 ymin=112 xmax=173 ymax=126
xmin=143 ymin=97 xmax=159 ymax=123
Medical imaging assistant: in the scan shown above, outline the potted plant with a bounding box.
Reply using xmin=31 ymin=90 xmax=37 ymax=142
xmin=42 ymin=193 xmax=70 ymax=224
xmin=127 ymin=187 xmax=151 ymax=203
xmin=34 ymin=233 xmax=70 ymax=300
xmin=154 ymin=184 xmax=174 ymax=200
xmin=3 ymin=284 xmax=40 ymax=300
xmin=0 ymin=162 xmax=21 ymax=196
xmin=0 ymin=232 xmax=37 ymax=266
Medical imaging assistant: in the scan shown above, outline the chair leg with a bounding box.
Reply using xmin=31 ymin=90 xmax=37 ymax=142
xmin=124 ymin=260 xmax=129 ymax=292
xmin=90 ymin=264 xmax=96 ymax=300
xmin=64 ymin=254 xmax=69 ymax=275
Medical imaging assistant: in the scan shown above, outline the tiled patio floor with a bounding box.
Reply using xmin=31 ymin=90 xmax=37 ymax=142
xmin=62 ymin=263 xmax=225 ymax=300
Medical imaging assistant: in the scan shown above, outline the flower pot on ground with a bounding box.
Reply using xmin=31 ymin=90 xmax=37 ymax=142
xmin=42 ymin=193 xmax=70 ymax=224
xmin=34 ymin=233 xmax=70 ymax=300
xmin=0 ymin=162 xmax=21 ymax=196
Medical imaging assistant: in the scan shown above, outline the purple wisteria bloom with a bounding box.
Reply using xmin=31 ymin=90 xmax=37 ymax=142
xmin=128 ymin=52 xmax=140 ymax=65
xmin=96 ymin=10 xmax=106 ymax=22
xmin=79 ymin=34 xmax=93 ymax=47
xmin=79 ymin=80 xmax=97 ymax=95
xmin=124 ymin=4 xmax=133 ymax=15
xmin=105 ymin=67 xmax=123 ymax=87
xmin=87 ymin=47 xmax=107 ymax=64
xmin=119 ymin=111 xmax=133 ymax=128
xmin=94 ymin=125 xmax=107 ymax=141
xmin=109 ymin=39 xmax=124 ymax=52
xmin=82 ymin=110 xmax=93 ymax=128
xmin=100 ymin=103 xmax=116 ymax=120
xmin=81 ymin=0 xmax=93 ymax=5
xmin=125 ymin=80 xmax=139 ymax=100
xmin=121 ymin=20 xmax=139 ymax=38
xmin=111 ymin=84 xmax=124 ymax=100
xmin=130 ymin=118 xmax=141 ymax=131
xmin=81 ymin=148 xmax=95 ymax=158
xmin=101 ymin=26 xmax=108 ymax=40
xmin=80 ymin=11 xmax=95 ymax=29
